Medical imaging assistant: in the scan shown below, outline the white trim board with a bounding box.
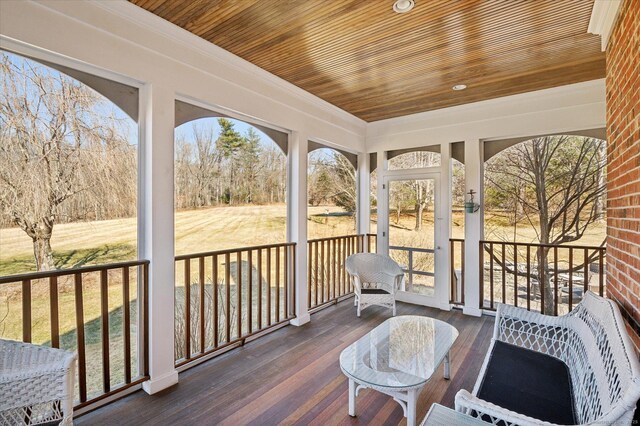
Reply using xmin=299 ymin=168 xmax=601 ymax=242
xmin=588 ymin=0 xmax=623 ymax=51
xmin=366 ymin=79 xmax=606 ymax=152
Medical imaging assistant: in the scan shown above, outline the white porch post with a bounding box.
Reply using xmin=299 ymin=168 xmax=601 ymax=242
xmin=438 ymin=142 xmax=452 ymax=310
xmin=463 ymin=138 xmax=483 ymax=316
xmin=356 ymin=152 xmax=371 ymax=237
xmin=288 ymin=131 xmax=310 ymax=326
xmin=376 ymin=151 xmax=389 ymax=255
xmin=140 ymin=84 xmax=179 ymax=394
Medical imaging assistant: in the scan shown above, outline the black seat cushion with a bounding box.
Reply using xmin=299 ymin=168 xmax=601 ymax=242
xmin=361 ymin=288 xmax=390 ymax=295
xmin=477 ymin=341 xmax=576 ymax=425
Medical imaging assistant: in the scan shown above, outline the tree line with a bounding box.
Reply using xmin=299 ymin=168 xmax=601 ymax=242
xmin=175 ymin=119 xmax=287 ymax=210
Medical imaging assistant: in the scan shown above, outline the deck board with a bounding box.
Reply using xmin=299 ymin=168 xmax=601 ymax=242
xmin=77 ymin=300 xmax=494 ymax=425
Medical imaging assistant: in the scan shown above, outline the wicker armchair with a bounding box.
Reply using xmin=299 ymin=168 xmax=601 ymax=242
xmin=345 ymin=253 xmax=404 ymax=317
xmin=455 ymin=292 xmax=640 ymax=425
xmin=0 ymin=339 xmax=76 ymax=425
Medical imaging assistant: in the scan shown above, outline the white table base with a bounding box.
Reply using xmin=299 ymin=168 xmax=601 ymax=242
xmin=347 ymin=351 xmax=451 ymax=426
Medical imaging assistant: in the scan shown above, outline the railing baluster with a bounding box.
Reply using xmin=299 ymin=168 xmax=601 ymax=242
xmin=237 ymin=251 xmax=242 ymax=339
xmin=213 ymin=255 xmax=219 ymax=348
xmin=22 ymin=279 xmax=31 ymax=343
xmin=526 ymin=245 xmax=531 ymax=311
xmin=583 ymin=248 xmax=589 ymax=295
xmin=568 ymin=247 xmax=574 ymax=310
xmin=343 ymin=237 xmax=347 ymax=294
xmin=513 ymin=243 xmax=518 ymax=307
xmin=307 ymin=242 xmax=312 ymax=309
xmin=199 ymin=256 xmax=205 ymax=354
xmin=450 ymin=240 xmax=455 ymax=303
xmin=49 ymin=276 xmax=59 ymax=348
xmin=599 ymin=248 xmax=604 ymax=296
xmin=292 ymin=245 xmax=296 ymax=317
xmin=75 ymin=273 xmax=87 ymax=403
xmin=326 ymin=240 xmax=331 ymax=301
xmin=100 ymin=269 xmax=110 ymax=393
xmin=283 ymin=247 xmax=288 ymax=319
xmin=554 ymin=246 xmax=559 ymax=316
xmin=275 ymin=247 xmax=280 ymax=323
xmin=184 ymin=259 xmax=191 ymax=359
xmin=314 ymin=241 xmax=319 ymax=307
xmin=225 ymin=252 xmax=231 ymax=343
xmin=257 ymin=250 xmax=262 ymax=330
xmin=122 ymin=267 xmax=131 ymax=384
xmin=408 ymin=249 xmax=414 ymax=290
xmin=489 ymin=242 xmax=494 ymax=310
xmin=320 ymin=239 xmax=325 ymax=304
xmin=539 ymin=246 xmax=545 ymax=315
xmin=248 ymin=250 xmax=253 ymax=335
xmin=501 ymin=243 xmax=506 ymax=304
xmin=266 ymin=248 xmax=271 ymax=326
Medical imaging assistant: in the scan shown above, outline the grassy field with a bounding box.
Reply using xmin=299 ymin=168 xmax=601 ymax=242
xmin=0 ymin=204 xmax=358 ymax=275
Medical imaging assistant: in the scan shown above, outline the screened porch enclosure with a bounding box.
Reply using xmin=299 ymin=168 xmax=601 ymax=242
xmin=1 ymin=0 xmax=634 ymax=423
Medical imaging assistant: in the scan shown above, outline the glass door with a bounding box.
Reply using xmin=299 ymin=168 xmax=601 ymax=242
xmin=384 ymin=173 xmax=442 ymax=307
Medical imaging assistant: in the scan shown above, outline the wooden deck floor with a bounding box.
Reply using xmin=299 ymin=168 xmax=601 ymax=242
xmin=77 ymin=300 xmax=495 ymax=426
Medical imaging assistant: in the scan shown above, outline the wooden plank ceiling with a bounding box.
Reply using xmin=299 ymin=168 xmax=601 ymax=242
xmin=130 ymin=0 xmax=605 ymax=122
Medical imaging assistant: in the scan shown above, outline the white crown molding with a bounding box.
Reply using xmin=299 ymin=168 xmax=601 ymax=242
xmin=366 ymin=79 xmax=606 ymax=151
xmin=368 ymin=79 xmax=605 ymax=130
xmin=588 ymin=0 xmax=623 ymax=51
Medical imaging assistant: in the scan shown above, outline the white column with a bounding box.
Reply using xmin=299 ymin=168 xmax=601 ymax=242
xmin=437 ymin=142 xmax=452 ymax=310
xmin=463 ymin=138 xmax=483 ymax=317
xmin=376 ymin=151 xmax=389 ymax=255
xmin=356 ymin=152 xmax=370 ymax=236
xmin=140 ymin=84 xmax=179 ymax=394
xmin=288 ymin=131 xmax=310 ymax=326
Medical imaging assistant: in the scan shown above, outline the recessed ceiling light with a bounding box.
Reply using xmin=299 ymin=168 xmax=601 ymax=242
xmin=452 ymin=84 xmax=467 ymax=91
xmin=393 ymin=0 xmax=415 ymax=14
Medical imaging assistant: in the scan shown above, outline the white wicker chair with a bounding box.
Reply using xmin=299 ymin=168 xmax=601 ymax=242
xmin=0 ymin=339 xmax=76 ymax=425
xmin=345 ymin=253 xmax=404 ymax=317
xmin=455 ymin=291 xmax=640 ymax=425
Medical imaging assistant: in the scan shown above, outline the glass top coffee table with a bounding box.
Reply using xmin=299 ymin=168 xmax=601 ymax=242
xmin=339 ymin=316 xmax=459 ymax=426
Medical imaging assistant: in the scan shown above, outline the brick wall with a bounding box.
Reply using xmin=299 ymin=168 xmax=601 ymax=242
xmin=606 ymin=0 xmax=640 ymax=349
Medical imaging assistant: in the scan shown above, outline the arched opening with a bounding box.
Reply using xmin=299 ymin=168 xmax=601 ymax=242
xmin=172 ymin=109 xmax=289 ymax=361
xmin=173 ymin=116 xmax=287 ymax=252
xmin=482 ymin=135 xmax=607 ymax=314
xmin=484 ymin=135 xmax=606 ymax=244
xmin=307 ymin=147 xmax=357 ymax=240
xmin=388 ymin=148 xmax=441 ymax=170
xmin=0 ymin=50 xmax=139 ymax=274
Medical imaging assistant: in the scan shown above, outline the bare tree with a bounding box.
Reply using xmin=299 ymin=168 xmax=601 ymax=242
xmin=0 ymin=54 xmax=135 ymax=271
xmin=485 ymin=136 xmax=607 ymax=312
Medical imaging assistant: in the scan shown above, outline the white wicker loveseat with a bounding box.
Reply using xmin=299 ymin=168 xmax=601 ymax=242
xmin=0 ymin=339 xmax=76 ymax=425
xmin=455 ymin=292 xmax=640 ymax=425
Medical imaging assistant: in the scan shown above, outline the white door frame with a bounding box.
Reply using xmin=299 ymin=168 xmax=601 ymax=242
xmin=381 ymin=170 xmax=449 ymax=310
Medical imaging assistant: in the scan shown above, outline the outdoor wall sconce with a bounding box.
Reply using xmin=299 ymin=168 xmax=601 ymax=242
xmin=465 ymin=189 xmax=480 ymax=213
